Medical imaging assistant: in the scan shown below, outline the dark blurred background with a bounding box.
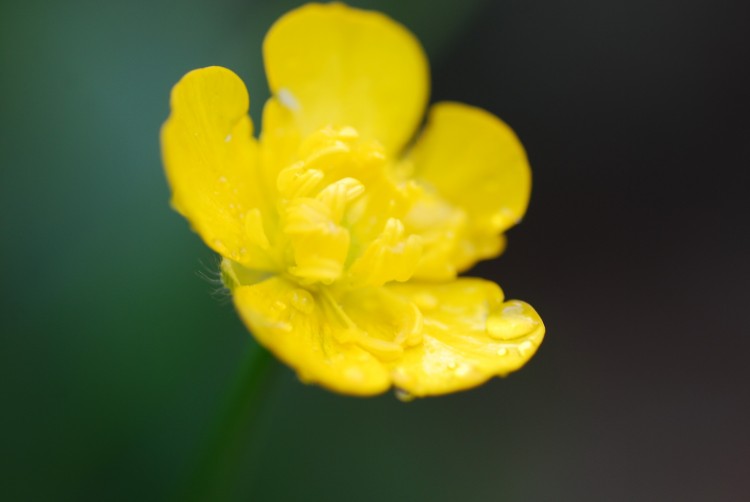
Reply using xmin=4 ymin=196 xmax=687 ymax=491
xmin=2 ymin=0 xmax=749 ymax=500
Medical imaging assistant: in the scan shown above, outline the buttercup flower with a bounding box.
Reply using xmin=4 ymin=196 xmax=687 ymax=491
xmin=161 ymin=3 xmax=544 ymax=397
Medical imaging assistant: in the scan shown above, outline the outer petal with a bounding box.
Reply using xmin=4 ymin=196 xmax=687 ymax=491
xmin=233 ymin=278 xmax=391 ymax=396
xmin=263 ymin=3 xmax=429 ymax=155
xmin=405 ymin=102 xmax=531 ymax=278
xmin=386 ymin=279 xmax=544 ymax=397
xmin=161 ymin=67 xmax=275 ymax=269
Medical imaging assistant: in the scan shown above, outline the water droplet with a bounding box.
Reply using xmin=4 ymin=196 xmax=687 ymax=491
xmin=447 ymin=360 xmax=457 ymax=370
xmin=272 ymin=300 xmax=287 ymax=313
xmin=496 ymin=347 xmax=508 ymax=357
xmin=218 ymin=176 xmax=228 ymax=183
xmin=455 ymin=365 xmax=472 ymax=377
xmin=338 ymin=126 xmax=359 ymax=139
xmin=518 ymin=340 xmax=535 ymax=356
xmin=273 ymin=321 xmax=293 ymax=333
xmin=288 ymin=288 xmax=314 ymax=314
xmin=277 ymin=88 xmax=300 ymax=111
xmin=395 ymin=389 xmax=415 ymax=402
xmin=487 ymin=303 xmax=538 ymax=340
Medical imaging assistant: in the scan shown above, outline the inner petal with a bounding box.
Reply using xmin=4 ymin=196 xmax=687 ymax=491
xmin=272 ymin=125 xmax=423 ymax=287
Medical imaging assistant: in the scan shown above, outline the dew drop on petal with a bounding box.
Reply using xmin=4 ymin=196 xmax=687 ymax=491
xmin=486 ymin=302 xmax=539 ymax=341
xmin=288 ymin=288 xmax=314 ymax=314
xmin=277 ymin=88 xmax=300 ymax=111
xmin=455 ymin=365 xmax=472 ymax=377
xmin=272 ymin=300 xmax=288 ymax=314
xmin=518 ymin=340 xmax=535 ymax=356
xmin=395 ymin=388 xmax=415 ymax=402
xmin=273 ymin=321 xmax=293 ymax=333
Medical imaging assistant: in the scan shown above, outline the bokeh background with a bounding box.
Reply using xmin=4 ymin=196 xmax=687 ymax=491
xmin=2 ymin=0 xmax=749 ymax=500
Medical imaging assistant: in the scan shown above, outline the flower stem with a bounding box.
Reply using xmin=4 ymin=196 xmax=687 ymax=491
xmin=177 ymin=342 xmax=276 ymax=501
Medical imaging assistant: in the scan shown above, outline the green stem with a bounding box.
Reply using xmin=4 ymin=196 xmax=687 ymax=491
xmin=178 ymin=343 xmax=276 ymax=501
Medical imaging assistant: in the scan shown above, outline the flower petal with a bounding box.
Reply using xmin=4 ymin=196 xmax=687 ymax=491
xmin=258 ymin=97 xmax=302 ymax=199
xmin=234 ymin=275 xmax=542 ymax=397
xmin=386 ymin=278 xmax=544 ymax=397
xmin=233 ymin=277 xmax=391 ymax=396
xmin=263 ymin=3 xmax=429 ymax=155
xmin=404 ymin=102 xmax=531 ymax=278
xmin=161 ymin=67 xmax=275 ymax=269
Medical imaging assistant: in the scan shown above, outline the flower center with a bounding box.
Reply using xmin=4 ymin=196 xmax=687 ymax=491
xmin=274 ymin=125 xmax=423 ymax=288
xmin=220 ymin=126 xmax=430 ymax=358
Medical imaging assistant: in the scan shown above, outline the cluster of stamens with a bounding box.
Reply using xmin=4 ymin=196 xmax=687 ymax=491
xmin=273 ymin=126 xmax=422 ymax=289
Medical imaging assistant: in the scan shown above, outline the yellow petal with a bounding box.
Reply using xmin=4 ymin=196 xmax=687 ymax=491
xmin=235 ymin=275 xmax=542 ymax=397
xmin=263 ymin=3 xmax=429 ymax=155
xmin=405 ymin=102 xmax=531 ymax=277
xmin=233 ymin=278 xmax=390 ymax=396
xmin=161 ymin=66 xmax=275 ymax=269
xmin=386 ymin=279 xmax=544 ymax=397
xmin=258 ymin=97 xmax=302 ymax=198
xmin=347 ymin=218 xmax=423 ymax=287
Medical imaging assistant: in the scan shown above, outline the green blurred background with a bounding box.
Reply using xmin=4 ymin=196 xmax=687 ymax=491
xmin=2 ymin=0 xmax=748 ymax=500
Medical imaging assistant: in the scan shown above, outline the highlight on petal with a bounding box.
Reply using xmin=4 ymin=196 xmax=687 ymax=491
xmin=263 ymin=2 xmax=429 ymax=155
xmin=233 ymin=277 xmax=391 ymax=396
xmin=161 ymin=66 xmax=276 ymax=269
xmin=386 ymin=278 xmax=544 ymax=398
xmin=403 ymin=102 xmax=531 ymax=279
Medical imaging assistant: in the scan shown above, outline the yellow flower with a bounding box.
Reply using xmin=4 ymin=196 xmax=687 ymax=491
xmin=161 ymin=3 xmax=544 ymax=398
